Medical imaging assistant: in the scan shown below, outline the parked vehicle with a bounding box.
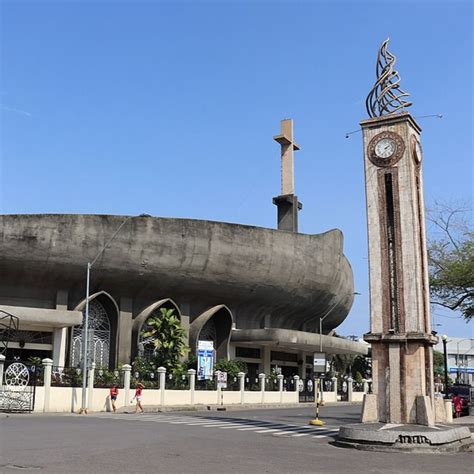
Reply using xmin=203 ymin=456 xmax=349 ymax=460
xmin=448 ymin=384 xmax=472 ymax=416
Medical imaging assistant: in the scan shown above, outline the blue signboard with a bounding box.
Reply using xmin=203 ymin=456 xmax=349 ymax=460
xmin=197 ymin=340 xmax=214 ymax=381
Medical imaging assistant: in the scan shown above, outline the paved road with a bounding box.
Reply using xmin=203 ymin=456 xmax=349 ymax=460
xmin=0 ymin=405 xmax=472 ymax=473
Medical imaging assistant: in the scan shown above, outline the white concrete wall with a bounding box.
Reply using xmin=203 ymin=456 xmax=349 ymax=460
xmin=32 ymin=377 xmax=358 ymax=412
xmin=351 ymin=392 xmax=365 ymax=403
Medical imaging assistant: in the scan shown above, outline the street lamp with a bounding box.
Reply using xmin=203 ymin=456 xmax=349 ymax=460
xmin=441 ymin=335 xmax=449 ymax=399
xmin=318 ymin=292 xmax=361 ymax=352
xmin=80 ymin=214 xmax=149 ymax=414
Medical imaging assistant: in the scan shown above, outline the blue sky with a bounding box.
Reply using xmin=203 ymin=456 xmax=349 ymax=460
xmin=1 ymin=0 xmax=472 ymax=338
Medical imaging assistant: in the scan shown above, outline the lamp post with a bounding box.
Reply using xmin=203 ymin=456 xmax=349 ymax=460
xmin=318 ymin=292 xmax=361 ymax=352
xmin=80 ymin=214 xmax=149 ymax=414
xmin=441 ymin=335 xmax=449 ymax=399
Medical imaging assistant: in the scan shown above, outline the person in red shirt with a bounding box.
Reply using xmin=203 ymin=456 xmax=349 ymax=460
xmin=109 ymin=385 xmax=119 ymax=413
xmin=132 ymin=383 xmax=145 ymax=414
xmin=452 ymin=393 xmax=463 ymax=418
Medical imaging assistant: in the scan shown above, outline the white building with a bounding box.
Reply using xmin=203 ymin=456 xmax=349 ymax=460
xmin=434 ymin=337 xmax=474 ymax=385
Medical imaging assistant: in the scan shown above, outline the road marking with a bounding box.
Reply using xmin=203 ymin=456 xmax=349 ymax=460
xmin=83 ymin=413 xmax=334 ymax=439
xmin=191 ymin=422 xmax=236 ymax=427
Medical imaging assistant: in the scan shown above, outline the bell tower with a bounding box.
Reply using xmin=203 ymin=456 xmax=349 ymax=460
xmin=272 ymin=119 xmax=303 ymax=232
xmin=361 ymin=40 xmax=437 ymax=425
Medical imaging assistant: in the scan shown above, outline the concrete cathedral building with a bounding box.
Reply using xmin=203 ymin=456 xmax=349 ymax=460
xmin=0 ymin=119 xmax=367 ymax=378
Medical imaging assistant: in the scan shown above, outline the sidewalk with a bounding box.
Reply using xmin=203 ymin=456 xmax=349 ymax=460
xmin=452 ymin=415 xmax=474 ymax=430
xmin=116 ymin=401 xmax=362 ymax=414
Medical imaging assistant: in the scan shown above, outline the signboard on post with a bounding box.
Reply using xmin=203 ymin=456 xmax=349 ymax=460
xmin=197 ymin=341 xmax=214 ymax=381
xmin=313 ymin=352 xmax=326 ymax=375
xmin=216 ymin=371 xmax=227 ymax=389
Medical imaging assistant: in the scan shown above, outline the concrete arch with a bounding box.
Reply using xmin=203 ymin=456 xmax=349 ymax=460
xmin=74 ymin=291 xmax=120 ymax=314
xmin=189 ymin=305 xmax=233 ymax=360
xmin=132 ymin=298 xmax=181 ymax=357
xmin=71 ymin=291 xmax=120 ymax=369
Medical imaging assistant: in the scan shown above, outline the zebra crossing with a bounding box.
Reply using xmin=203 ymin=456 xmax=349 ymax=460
xmin=84 ymin=413 xmax=340 ymax=439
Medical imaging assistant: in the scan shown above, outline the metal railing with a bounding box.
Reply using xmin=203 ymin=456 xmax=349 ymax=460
xmin=244 ymin=376 xmax=260 ymax=391
xmin=131 ymin=371 xmax=160 ymax=389
xmin=195 ymin=376 xmax=217 ymax=391
xmin=51 ymin=366 xmax=83 ymax=387
xmin=265 ymin=378 xmax=279 ymax=392
xmin=94 ymin=369 xmax=124 ymax=388
xmin=165 ymin=373 xmax=189 ymax=390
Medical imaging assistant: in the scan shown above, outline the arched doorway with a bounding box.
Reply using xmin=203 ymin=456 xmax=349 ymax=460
xmin=70 ymin=292 xmax=119 ymax=369
xmin=132 ymin=299 xmax=181 ymax=360
xmin=189 ymin=305 xmax=233 ymax=360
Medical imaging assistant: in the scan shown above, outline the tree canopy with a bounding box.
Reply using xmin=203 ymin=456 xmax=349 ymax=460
xmin=427 ymin=202 xmax=474 ymax=321
xmin=140 ymin=307 xmax=189 ymax=371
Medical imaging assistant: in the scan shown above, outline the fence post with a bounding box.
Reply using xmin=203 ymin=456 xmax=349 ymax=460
xmin=347 ymin=377 xmax=353 ymax=402
xmin=362 ymin=378 xmax=368 ymax=394
xmin=293 ymin=375 xmax=300 ymax=404
xmin=259 ymin=373 xmax=266 ymax=404
xmin=158 ymin=367 xmax=166 ymax=406
xmin=87 ymin=362 xmax=95 ymax=411
xmin=121 ymin=364 xmax=131 ymax=410
xmin=238 ymin=372 xmax=245 ymax=404
xmin=0 ymin=354 xmax=5 ymax=387
xmin=188 ymin=369 xmax=196 ymax=405
xmin=277 ymin=374 xmax=284 ymax=403
xmin=42 ymin=358 xmax=53 ymax=412
xmin=332 ymin=376 xmax=338 ymax=402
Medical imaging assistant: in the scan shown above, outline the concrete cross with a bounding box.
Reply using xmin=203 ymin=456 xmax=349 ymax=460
xmin=273 ymin=119 xmax=300 ymax=195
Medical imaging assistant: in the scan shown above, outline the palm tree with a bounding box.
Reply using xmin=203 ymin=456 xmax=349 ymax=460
xmin=140 ymin=308 xmax=189 ymax=371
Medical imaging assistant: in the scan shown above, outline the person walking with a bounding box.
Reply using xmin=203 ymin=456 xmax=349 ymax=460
xmin=452 ymin=392 xmax=463 ymax=418
xmin=132 ymin=383 xmax=145 ymax=414
xmin=109 ymin=385 xmax=119 ymax=413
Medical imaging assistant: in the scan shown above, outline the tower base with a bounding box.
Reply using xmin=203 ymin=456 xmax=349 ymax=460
xmin=272 ymin=194 xmax=302 ymax=232
xmin=336 ymin=423 xmax=472 ymax=453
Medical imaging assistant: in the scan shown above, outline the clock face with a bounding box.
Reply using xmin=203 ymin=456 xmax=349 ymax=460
xmin=411 ymin=135 xmax=422 ymax=165
xmin=367 ymin=131 xmax=405 ymax=167
xmin=415 ymin=141 xmax=422 ymax=164
xmin=375 ymin=138 xmax=396 ymax=159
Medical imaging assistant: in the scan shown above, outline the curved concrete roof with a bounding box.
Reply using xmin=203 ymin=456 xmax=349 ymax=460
xmin=0 ymin=214 xmax=354 ymax=331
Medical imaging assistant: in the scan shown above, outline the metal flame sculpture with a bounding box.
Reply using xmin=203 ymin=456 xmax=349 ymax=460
xmin=366 ymin=39 xmax=412 ymax=118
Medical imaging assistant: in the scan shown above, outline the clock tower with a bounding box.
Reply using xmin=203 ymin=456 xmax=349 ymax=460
xmin=361 ymin=40 xmax=437 ymax=425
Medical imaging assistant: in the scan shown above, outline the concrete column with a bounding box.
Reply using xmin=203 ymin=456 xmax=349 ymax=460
xmin=298 ymin=351 xmax=305 ymax=378
xmin=444 ymin=400 xmax=453 ymax=423
xmin=179 ymin=302 xmax=190 ymax=350
xmin=42 ymin=358 xmax=53 ymax=412
xmin=0 ymin=354 xmax=5 ymax=387
xmin=238 ymin=372 xmax=245 ymax=404
xmin=332 ymin=376 xmax=338 ymax=402
xmin=293 ymin=375 xmax=300 ymax=404
xmin=259 ymin=373 xmax=266 ymax=404
xmin=117 ymin=297 xmax=133 ymax=366
xmin=122 ymin=364 xmax=131 ymax=409
xmin=54 ymin=290 xmax=69 ymax=366
xmin=52 ymin=329 xmax=67 ymax=367
xmin=347 ymin=377 xmax=353 ymax=402
xmin=188 ymin=369 xmax=196 ymax=405
xmin=158 ymin=367 xmax=166 ymax=406
xmin=262 ymin=347 xmax=271 ymax=374
xmin=87 ymin=362 xmax=95 ymax=411
xmin=262 ymin=313 xmax=272 ymax=328
xmin=277 ymin=374 xmax=284 ymax=403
